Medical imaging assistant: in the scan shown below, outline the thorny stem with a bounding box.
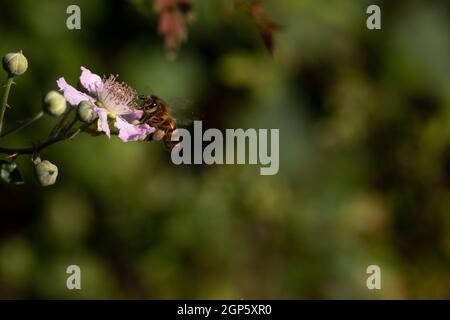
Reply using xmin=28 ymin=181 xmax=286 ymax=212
xmin=0 ymin=110 xmax=44 ymax=138
xmin=49 ymin=107 xmax=74 ymax=138
xmin=0 ymin=120 xmax=95 ymax=156
xmin=64 ymin=115 xmax=78 ymax=134
xmin=0 ymin=135 xmax=65 ymax=155
xmin=0 ymin=76 xmax=15 ymax=135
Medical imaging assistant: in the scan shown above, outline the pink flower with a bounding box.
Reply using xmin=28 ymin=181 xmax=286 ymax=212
xmin=56 ymin=67 xmax=155 ymax=142
xmin=158 ymin=10 xmax=187 ymax=53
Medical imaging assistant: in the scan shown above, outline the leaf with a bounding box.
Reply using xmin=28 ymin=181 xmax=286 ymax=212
xmin=0 ymin=160 xmax=24 ymax=184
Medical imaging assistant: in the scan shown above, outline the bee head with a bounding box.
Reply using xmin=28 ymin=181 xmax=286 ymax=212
xmin=138 ymin=95 xmax=159 ymax=110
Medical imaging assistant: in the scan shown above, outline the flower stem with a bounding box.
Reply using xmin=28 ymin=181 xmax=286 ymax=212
xmin=0 ymin=135 xmax=64 ymax=155
xmin=0 ymin=76 xmax=15 ymax=135
xmin=0 ymin=119 xmax=96 ymax=156
xmin=0 ymin=111 xmax=44 ymax=138
xmin=49 ymin=107 xmax=74 ymax=138
xmin=63 ymin=115 xmax=78 ymax=134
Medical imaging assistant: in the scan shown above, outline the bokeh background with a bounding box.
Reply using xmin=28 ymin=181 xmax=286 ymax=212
xmin=1 ymin=0 xmax=450 ymax=299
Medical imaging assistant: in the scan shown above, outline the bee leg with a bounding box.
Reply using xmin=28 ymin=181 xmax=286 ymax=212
xmin=152 ymin=129 xmax=166 ymax=142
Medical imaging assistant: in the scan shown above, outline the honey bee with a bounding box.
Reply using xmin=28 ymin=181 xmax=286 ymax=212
xmin=139 ymin=95 xmax=178 ymax=149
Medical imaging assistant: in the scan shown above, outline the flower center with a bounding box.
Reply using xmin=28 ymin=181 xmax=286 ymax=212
xmin=97 ymin=75 xmax=137 ymax=116
xmin=96 ymin=100 xmax=117 ymax=119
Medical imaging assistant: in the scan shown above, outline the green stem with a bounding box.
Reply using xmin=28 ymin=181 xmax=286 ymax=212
xmin=0 ymin=76 xmax=15 ymax=135
xmin=0 ymin=135 xmax=64 ymax=155
xmin=64 ymin=115 xmax=78 ymax=135
xmin=0 ymin=120 xmax=96 ymax=156
xmin=49 ymin=107 xmax=74 ymax=138
xmin=0 ymin=111 xmax=44 ymax=138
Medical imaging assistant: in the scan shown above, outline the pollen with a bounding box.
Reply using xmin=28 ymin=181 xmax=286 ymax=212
xmin=102 ymin=75 xmax=137 ymax=105
xmin=97 ymin=75 xmax=138 ymax=115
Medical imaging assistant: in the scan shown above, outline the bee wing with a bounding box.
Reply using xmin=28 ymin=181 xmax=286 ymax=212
xmin=176 ymin=118 xmax=195 ymax=126
xmin=167 ymin=97 xmax=193 ymax=112
xmin=167 ymin=97 xmax=202 ymax=127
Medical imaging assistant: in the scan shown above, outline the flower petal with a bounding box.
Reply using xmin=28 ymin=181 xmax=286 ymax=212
xmin=93 ymin=106 xmax=110 ymax=138
xmin=57 ymin=77 xmax=94 ymax=106
xmin=80 ymin=66 xmax=103 ymax=96
xmin=121 ymin=109 xmax=144 ymax=122
xmin=115 ymin=116 xmax=155 ymax=142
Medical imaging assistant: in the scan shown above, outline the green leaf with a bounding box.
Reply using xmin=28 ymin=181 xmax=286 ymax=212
xmin=0 ymin=160 xmax=24 ymax=184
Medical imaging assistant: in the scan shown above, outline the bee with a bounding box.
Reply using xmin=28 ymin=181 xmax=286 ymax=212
xmin=138 ymin=95 xmax=178 ymax=150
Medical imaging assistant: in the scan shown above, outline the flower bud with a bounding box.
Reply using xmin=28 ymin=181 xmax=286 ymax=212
xmin=43 ymin=91 xmax=67 ymax=116
xmin=34 ymin=160 xmax=58 ymax=187
xmin=2 ymin=51 xmax=28 ymax=76
xmin=77 ymin=101 xmax=97 ymax=123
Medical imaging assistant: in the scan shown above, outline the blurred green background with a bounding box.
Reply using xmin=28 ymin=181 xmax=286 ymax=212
xmin=1 ymin=0 xmax=450 ymax=299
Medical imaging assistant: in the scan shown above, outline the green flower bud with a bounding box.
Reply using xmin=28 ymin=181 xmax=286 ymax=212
xmin=2 ymin=51 xmax=28 ymax=76
xmin=34 ymin=160 xmax=58 ymax=187
xmin=77 ymin=101 xmax=97 ymax=123
xmin=43 ymin=91 xmax=67 ymax=117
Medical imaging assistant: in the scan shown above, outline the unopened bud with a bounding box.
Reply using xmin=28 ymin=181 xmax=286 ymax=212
xmin=43 ymin=91 xmax=67 ymax=116
xmin=34 ymin=160 xmax=58 ymax=186
xmin=2 ymin=51 xmax=28 ymax=76
xmin=77 ymin=101 xmax=97 ymax=123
